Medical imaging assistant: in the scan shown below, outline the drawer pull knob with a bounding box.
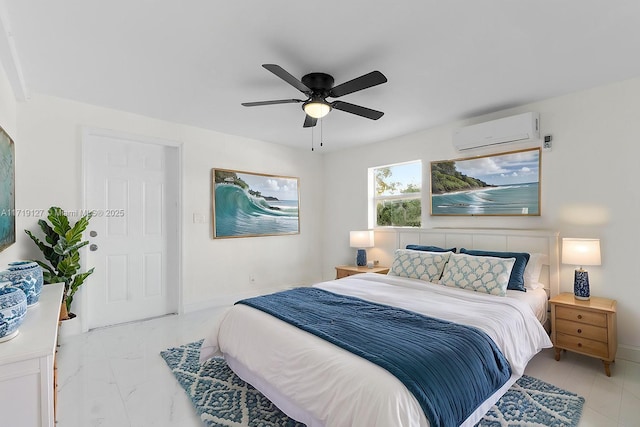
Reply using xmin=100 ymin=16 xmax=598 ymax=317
xmin=577 ymin=343 xmax=582 ymax=347
xmin=577 ymin=329 xmax=582 ymax=334
xmin=577 ymin=315 xmax=582 ymax=319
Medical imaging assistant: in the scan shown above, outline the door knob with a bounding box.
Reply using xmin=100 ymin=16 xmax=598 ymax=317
xmin=89 ymin=231 xmax=98 ymax=237
xmin=90 ymin=244 xmax=98 ymax=252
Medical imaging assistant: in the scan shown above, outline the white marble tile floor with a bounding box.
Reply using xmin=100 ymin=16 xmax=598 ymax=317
xmin=56 ymin=307 xmax=640 ymax=427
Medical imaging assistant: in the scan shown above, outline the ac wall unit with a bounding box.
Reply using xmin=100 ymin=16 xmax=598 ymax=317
xmin=453 ymin=112 xmax=540 ymax=151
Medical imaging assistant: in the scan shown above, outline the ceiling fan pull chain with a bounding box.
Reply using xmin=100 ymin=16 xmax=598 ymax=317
xmin=311 ymin=126 xmax=315 ymax=151
xmin=320 ymin=118 xmax=323 ymax=147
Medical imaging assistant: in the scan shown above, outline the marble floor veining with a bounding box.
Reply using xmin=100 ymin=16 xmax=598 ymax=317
xmin=56 ymin=307 xmax=640 ymax=427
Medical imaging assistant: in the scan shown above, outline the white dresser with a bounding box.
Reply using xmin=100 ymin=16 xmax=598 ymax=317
xmin=0 ymin=283 xmax=63 ymax=427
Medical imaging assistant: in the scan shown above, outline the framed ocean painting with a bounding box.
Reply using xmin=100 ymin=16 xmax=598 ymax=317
xmin=212 ymin=169 xmax=300 ymax=238
xmin=430 ymin=148 xmax=541 ymax=216
xmin=0 ymin=125 xmax=15 ymax=251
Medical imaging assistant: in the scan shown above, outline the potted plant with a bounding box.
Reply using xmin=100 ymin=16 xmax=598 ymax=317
xmin=24 ymin=207 xmax=94 ymax=319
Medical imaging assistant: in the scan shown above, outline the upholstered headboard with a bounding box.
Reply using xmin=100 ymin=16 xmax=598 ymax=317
xmin=371 ymin=228 xmax=560 ymax=297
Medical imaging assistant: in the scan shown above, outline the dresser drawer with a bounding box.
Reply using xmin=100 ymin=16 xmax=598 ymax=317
xmin=556 ymin=332 xmax=609 ymax=359
xmin=555 ymin=306 xmax=607 ymax=327
xmin=555 ymin=319 xmax=608 ymax=342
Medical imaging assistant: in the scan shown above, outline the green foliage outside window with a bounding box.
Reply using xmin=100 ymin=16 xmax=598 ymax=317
xmin=374 ymin=162 xmax=421 ymax=227
xmin=376 ymin=199 xmax=421 ymax=226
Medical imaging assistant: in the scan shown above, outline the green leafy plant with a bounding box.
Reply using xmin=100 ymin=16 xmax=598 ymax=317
xmin=25 ymin=206 xmax=95 ymax=314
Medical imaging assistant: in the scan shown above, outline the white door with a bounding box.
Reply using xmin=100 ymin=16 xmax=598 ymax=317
xmin=83 ymin=130 xmax=180 ymax=329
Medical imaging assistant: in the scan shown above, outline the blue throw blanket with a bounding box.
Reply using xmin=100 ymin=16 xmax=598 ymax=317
xmin=237 ymin=287 xmax=511 ymax=427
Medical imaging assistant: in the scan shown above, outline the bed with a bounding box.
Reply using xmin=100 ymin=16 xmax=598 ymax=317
xmin=200 ymin=228 xmax=559 ymax=427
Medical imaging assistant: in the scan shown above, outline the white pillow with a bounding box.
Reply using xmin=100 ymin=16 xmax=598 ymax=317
xmin=527 ymin=282 xmax=544 ymax=290
xmin=440 ymin=253 xmax=515 ymax=297
xmin=387 ymin=249 xmax=452 ymax=283
xmin=524 ymin=253 xmax=546 ymax=286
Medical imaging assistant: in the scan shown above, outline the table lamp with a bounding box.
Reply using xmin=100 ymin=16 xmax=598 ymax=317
xmin=350 ymin=230 xmax=374 ymax=267
xmin=561 ymin=238 xmax=601 ymax=300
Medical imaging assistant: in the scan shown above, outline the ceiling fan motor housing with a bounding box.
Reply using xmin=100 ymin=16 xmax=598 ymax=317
xmin=301 ymin=73 xmax=335 ymax=93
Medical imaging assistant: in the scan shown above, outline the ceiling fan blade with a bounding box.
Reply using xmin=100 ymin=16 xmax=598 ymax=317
xmin=332 ymin=101 xmax=384 ymax=120
xmin=263 ymin=64 xmax=310 ymax=93
xmin=303 ymin=115 xmax=318 ymax=128
xmin=329 ymin=71 xmax=387 ymax=98
xmin=241 ymin=99 xmax=303 ymax=107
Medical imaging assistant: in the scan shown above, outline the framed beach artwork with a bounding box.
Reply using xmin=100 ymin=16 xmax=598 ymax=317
xmin=430 ymin=148 xmax=541 ymax=216
xmin=0 ymin=125 xmax=15 ymax=251
xmin=212 ymin=169 xmax=300 ymax=238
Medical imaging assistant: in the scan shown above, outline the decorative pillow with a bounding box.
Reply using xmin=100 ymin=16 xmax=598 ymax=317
xmin=440 ymin=253 xmax=515 ymax=297
xmin=388 ymin=249 xmax=452 ymax=283
xmin=459 ymin=248 xmax=529 ymax=292
xmin=406 ymin=244 xmax=457 ymax=253
xmin=524 ymin=253 xmax=546 ymax=287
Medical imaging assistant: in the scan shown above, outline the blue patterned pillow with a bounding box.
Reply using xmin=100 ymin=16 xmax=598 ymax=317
xmin=406 ymin=244 xmax=457 ymax=253
xmin=459 ymin=248 xmax=529 ymax=292
xmin=440 ymin=253 xmax=515 ymax=296
xmin=388 ymin=249 xmax=452 ymax=283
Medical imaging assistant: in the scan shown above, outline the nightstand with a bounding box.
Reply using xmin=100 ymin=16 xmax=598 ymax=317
xmin=335 ymin=265 xmax=389 ymax=279
xmin=550 ymin=292 xmax=617 ymax=376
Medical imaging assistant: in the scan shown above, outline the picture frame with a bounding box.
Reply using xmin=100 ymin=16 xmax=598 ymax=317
xmin=212 ymin=168 xmax=300 ymax=238
xmin=0 ymin=125 xmax=15 ymax=251
xmin=430 ymin=148 xmax=541 ymax=216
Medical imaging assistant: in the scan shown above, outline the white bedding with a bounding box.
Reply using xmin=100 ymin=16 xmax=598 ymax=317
xmin=200 ymin=274 xmax=552 ymax=427
xmin=506 ymin=286 xmax=548 ymax=324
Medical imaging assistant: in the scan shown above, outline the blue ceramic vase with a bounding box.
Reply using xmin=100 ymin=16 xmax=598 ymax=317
xmin=0 ymin=281 xmax=28 ymax=342
xmin=0 ymin=261 xmax=44 ymax=307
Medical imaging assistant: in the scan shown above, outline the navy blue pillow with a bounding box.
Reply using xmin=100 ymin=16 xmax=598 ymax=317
xmin=459 ymin=248 xmax=530 ymax=292
xmin=406 ymin=244 xmax=456 ymax=253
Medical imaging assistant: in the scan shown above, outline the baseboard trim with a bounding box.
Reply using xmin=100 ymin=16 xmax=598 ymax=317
xmin=617 ymin=344 xmax=640 ymax=363
xmin=182 ymin=284 xmax=299 ymax=314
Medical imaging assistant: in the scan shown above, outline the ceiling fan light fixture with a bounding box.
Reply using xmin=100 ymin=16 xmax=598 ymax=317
xmin=303 ymin=100 xmax=331 ymax=119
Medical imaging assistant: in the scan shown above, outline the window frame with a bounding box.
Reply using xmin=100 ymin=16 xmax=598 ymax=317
xmin=369 ymin=160 xmax=423 ymax=228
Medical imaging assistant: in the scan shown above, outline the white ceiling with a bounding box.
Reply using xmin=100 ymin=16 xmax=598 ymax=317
xmin=2 ymin=0 xmax=640 ymax=151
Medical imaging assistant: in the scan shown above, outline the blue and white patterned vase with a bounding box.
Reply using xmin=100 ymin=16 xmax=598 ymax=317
xmin=0 ymin=281 xmax=28 ymax=342
xmin=573 ymin=269 xmax=590 ymax=300
xmin=0 ymin=261 xmax=44 ymax=307
xmin=356 ymin=249 xmax=367 ymax=267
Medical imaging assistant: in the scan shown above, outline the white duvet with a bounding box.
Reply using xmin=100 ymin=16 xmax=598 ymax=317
xmin=200 ymin=274 xmax=552 ymax=427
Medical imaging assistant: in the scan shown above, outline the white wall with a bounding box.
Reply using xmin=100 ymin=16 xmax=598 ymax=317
xmin=4 ymin=93 xmax=324 ymax=316
xmin=323 ymin=76 xmax=640 ymax=359
xmin=0 ymin=62 xmax=15 ymax=136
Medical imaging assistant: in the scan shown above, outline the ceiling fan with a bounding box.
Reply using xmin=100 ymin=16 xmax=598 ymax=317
xmin=241 ymin=64 xmax=388 ymax=128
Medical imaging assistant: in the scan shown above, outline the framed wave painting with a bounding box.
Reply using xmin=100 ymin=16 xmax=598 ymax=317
xmin=430 ymin=148 xmax=540 ymax=216
xmin=212 ymin=169 xmax=300 ymax=238
xmin=0 ymin=125 xmax=15 ymax=251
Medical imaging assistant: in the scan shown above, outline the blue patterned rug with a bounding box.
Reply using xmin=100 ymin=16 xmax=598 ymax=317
xmin=161 ymin=340 xmax=585 ymax=427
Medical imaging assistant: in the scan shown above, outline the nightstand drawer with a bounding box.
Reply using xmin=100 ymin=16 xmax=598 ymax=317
xmin=335 ymin=266 xmax=389 ymax=279
xmin=336 ymin=270 xmax=352 ymax=279
xmin=555 ymin=306 xmax=607 ymax=327
xmin=556 ymin=332 xmax=609 ymax=359
xmin=554 ymin=319 xmax=608 ymax=342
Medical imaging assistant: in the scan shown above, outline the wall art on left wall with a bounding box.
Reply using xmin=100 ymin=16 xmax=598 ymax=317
xmin=0 ymin=125 xmax=15 ymax=252
xmin=212 ymin=168 xmax=300 ymax=238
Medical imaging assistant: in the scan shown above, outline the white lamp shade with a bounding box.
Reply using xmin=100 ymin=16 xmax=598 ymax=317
xmin=562 ymin=238 xmax=601 ymax=266
xmin=304 ymin=102 xmax=331 ymax=119
xmin=350 ymin=230 xmax=374 ymax=248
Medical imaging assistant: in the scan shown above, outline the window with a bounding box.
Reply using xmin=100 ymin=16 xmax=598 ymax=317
xmin=371 ymin=160 xmax=422 ymax=227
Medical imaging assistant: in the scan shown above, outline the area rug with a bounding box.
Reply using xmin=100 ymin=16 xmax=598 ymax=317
xmin=161 ymin=340 xmax=585 ymax=427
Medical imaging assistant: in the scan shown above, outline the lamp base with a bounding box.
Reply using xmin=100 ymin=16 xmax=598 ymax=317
xmin=573 ymin=269 xmax=590 ymax=300
xmin=356 ymin=249 xmax=367 ymax=267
